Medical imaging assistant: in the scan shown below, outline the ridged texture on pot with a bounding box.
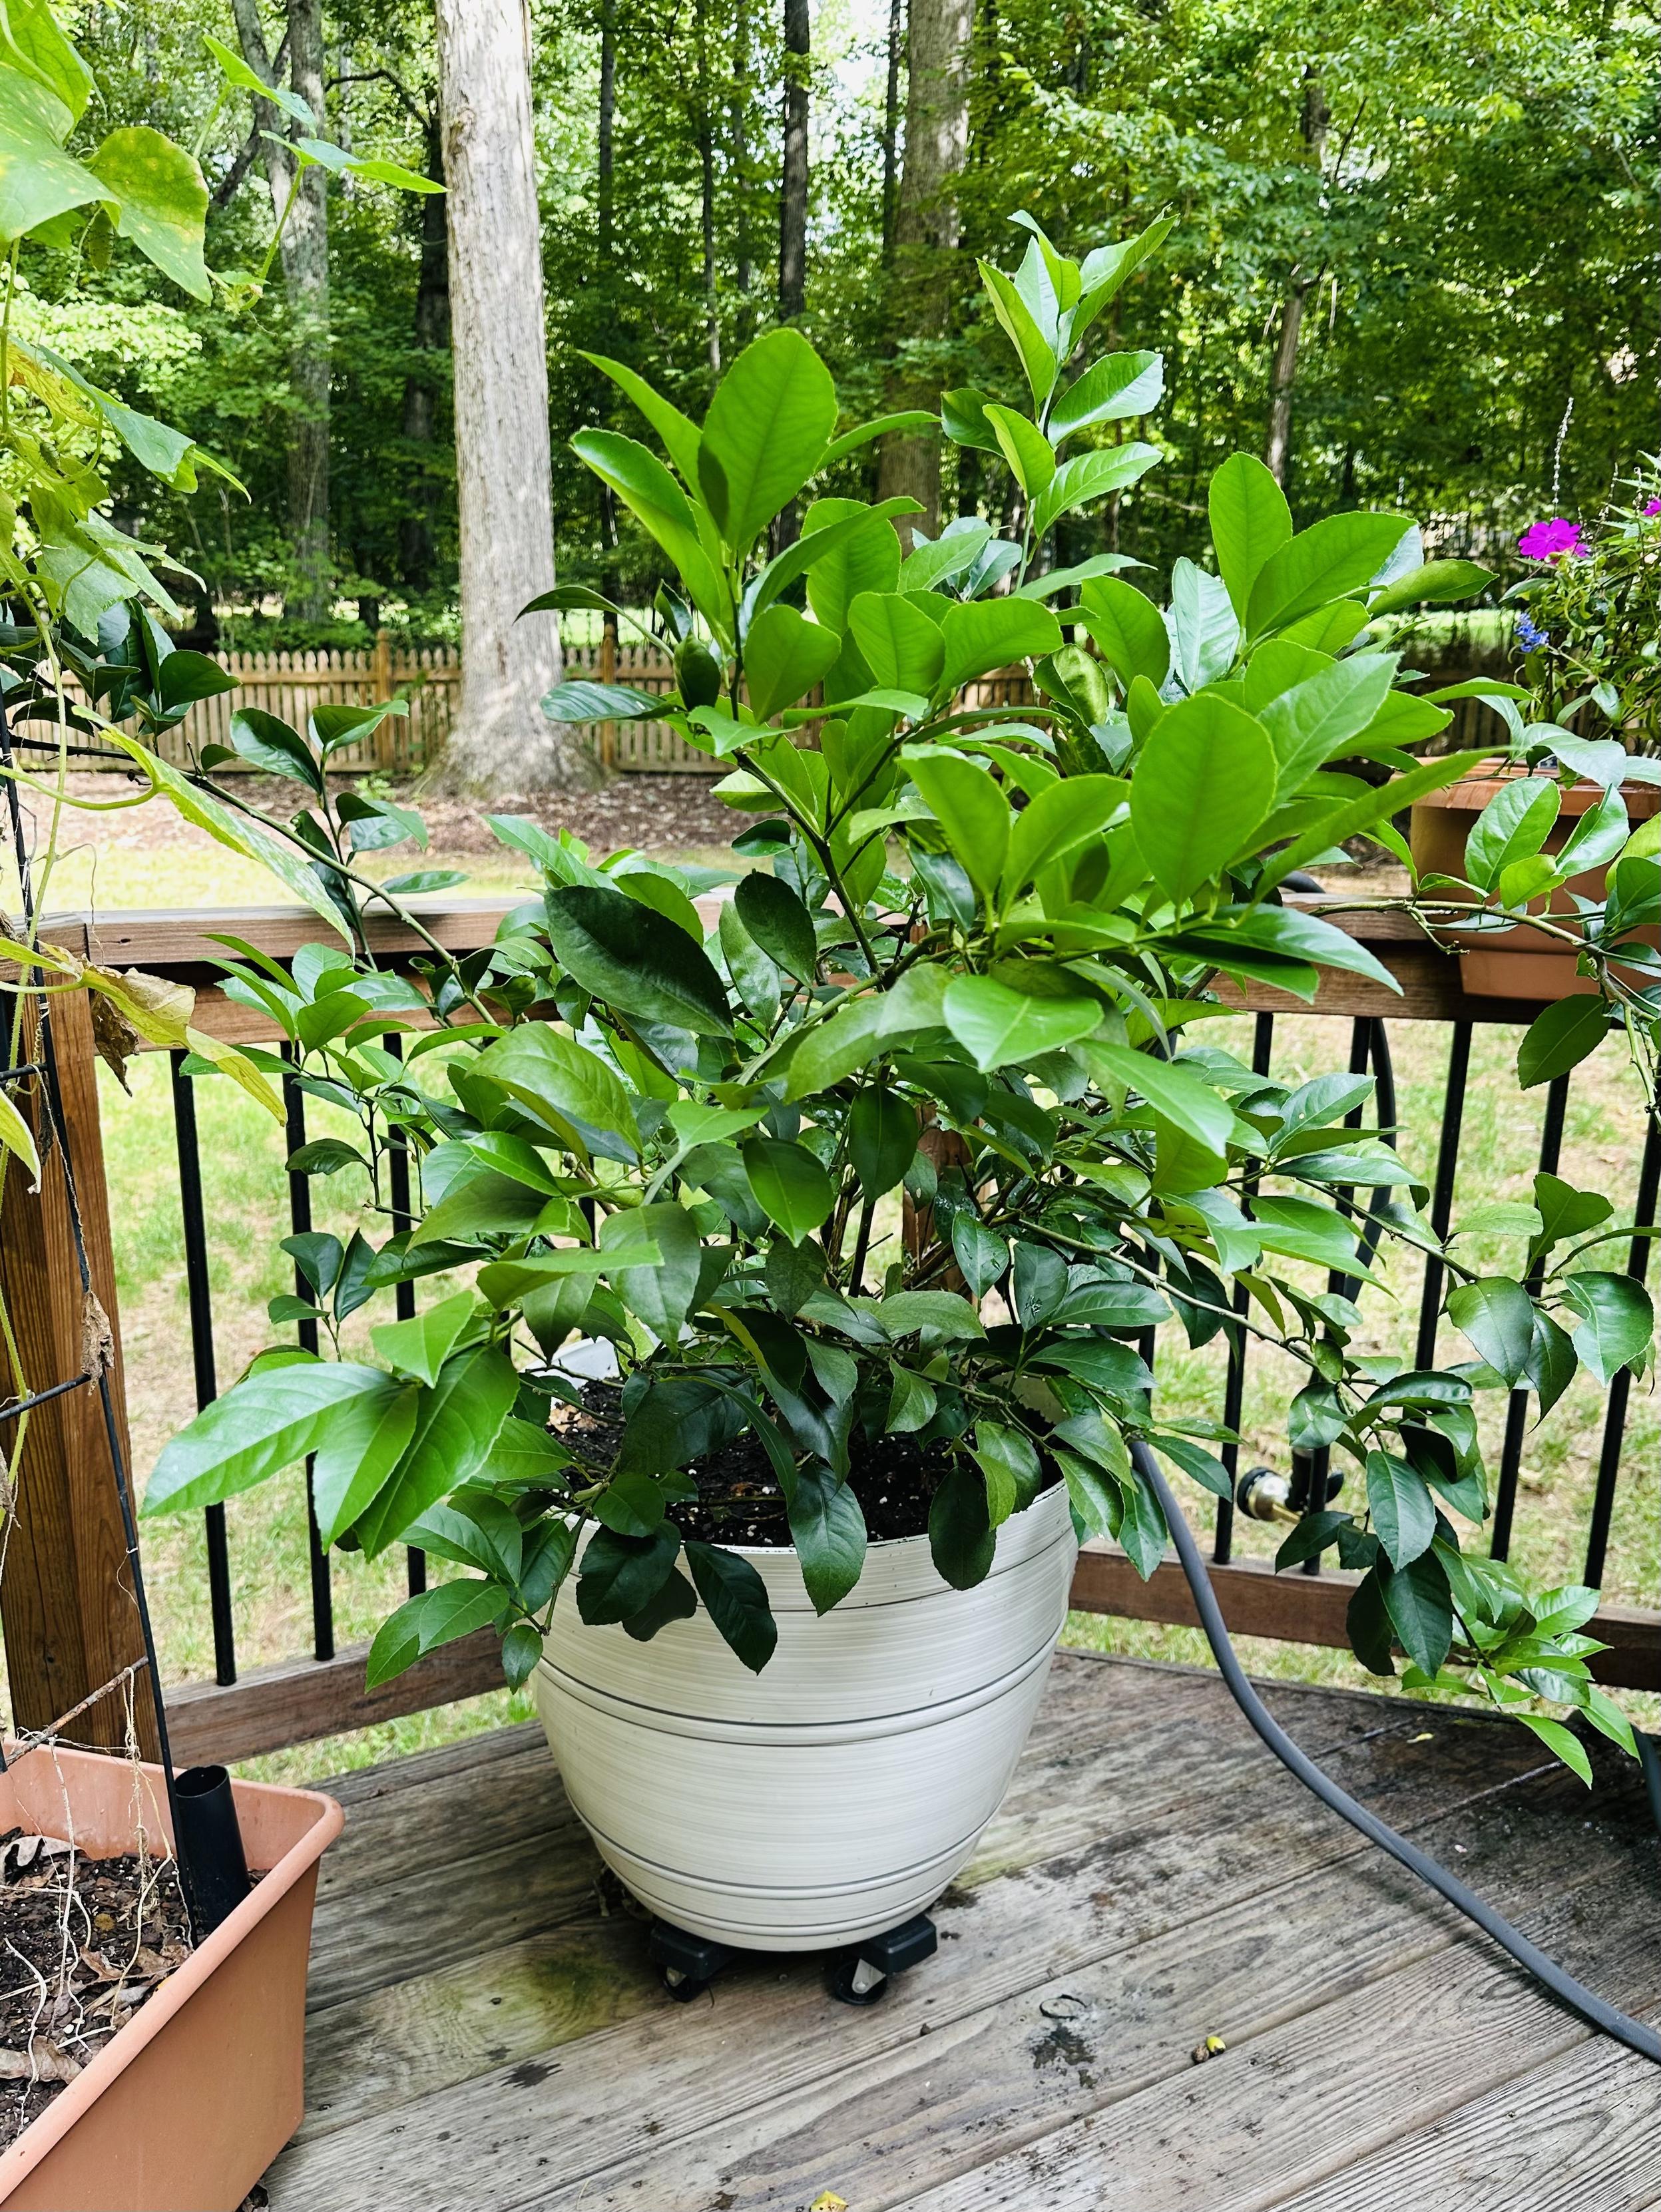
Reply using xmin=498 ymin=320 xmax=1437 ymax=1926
xmin=535 ymin=1481 xmax=1077 ymax=1950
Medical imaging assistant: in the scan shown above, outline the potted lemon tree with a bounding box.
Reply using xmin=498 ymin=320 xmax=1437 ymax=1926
xmin=135 ymin=218 xmax=1655 ymax=1998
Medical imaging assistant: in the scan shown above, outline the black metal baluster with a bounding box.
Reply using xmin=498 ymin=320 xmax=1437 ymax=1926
xmin=1217 ymin=1012 xmax=1276 ymax=1564
xmin=169 ymin=1050 xmax=236 ymax=1685
xmin=1491 ymin=1073 xmax=1570 ymax=1562
xmin=1414 ymin=1021 xmax=1473 ymax=1371
xmin=1582 ymin=1108 xmax=1661 ymax=1590
xmin=1300 ymin=1017 xmax=1376 ymax=1571
xmin=282 ymin=1048 xmax=335 ymax=1661
xmin=384 ymin=1034 xmax=426 ymax=1598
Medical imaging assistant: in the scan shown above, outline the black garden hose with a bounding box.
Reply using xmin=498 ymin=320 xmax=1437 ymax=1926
xmin=1130 ymin=1438 xmax=1661 ymax=2066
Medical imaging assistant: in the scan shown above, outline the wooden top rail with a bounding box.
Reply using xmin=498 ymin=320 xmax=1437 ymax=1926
xmin=33 ymin=896 xmax=1551 ymax=1043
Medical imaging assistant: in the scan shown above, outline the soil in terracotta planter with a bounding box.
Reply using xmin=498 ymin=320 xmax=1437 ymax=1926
xmin=564 ymin=1384 xmax=1057 ymax=1547
xmin=0 ymin=1833 xmax=191 ymax=2152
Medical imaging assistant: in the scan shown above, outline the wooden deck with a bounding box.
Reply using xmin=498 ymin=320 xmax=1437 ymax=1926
xmin=262 ymin=1652 xmax=1661 ymax=2211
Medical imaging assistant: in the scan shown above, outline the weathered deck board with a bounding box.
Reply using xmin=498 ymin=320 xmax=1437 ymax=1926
xmin=264 ymin=1653 xmax=1661 ymax=2212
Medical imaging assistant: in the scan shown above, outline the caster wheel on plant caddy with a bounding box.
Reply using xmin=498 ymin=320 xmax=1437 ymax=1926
xmin=648 ymin=1918 xmax=734 ymax=2002
xmin=826 ymin=1912 xmax=939 ymax=2008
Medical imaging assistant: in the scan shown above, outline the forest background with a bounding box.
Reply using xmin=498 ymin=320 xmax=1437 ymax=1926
xmin=12 ymin=0 xmax=1658 ymax=672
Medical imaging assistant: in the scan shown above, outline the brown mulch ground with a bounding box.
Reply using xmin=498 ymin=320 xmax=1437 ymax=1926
xmin=0 ymin=1835 xmax=191 ymax=2151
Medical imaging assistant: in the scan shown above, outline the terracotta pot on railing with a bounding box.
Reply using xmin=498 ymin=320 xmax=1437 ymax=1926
xmin=1409 ymin=761 xmax=1661 ymax=1000
xmin=0 ymin=1745 xmax=341 ymax=2212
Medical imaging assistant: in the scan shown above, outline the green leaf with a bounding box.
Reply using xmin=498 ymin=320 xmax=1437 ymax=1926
xmin=684 ymin=1541 xmax=778 ymax=1670
xmin=1129 ymin=693 xmax=1277 ymax=901
xmin=578 ymin=1524 xmax=683 ymax=1625
xmin=1087 ymin=1042 xmax=1232 ymax=1150
xmin=742 ymin=1137 xmax=835 ymax=1244
xmin=1531 ymin=1172 xmax=1612 ymax=1261
xmin=545 ymin=884 xmax=730 ymax=1035
xmin=365 ymin=1580 xmax=507 ymax=1691
xmin=1251 ymin=1197 xmax=1363 ymax=1271
xmin=943 ymin=975 xmax=1100 ymax=1071
xmin=1365 ymin=1450 xmax=1437 ymax=1568
xmin=600 ymin=1202 xmax=706 ymax=1340
xmin=699 ymin=328 xmax=838 ymax=550
xmin=950 ymin=1216 xmax=1008 ymax=1296
xmin=1030 ymin=444 xmax=1162 ymax=541
xmin=847 ymin=1086 xmax=917 ymax=1198
xmin=542 ymin=680 xmax=662 ymax=724
xmin=875 ymin=1290 xmax=984 ymax=1340
xmin=6 ymin=3 xmax=93 ymax=130
xmin=1208 ymin=453 xmax=1294 ymax=619
xmin=978 ymin=258 xmax=1057 ymax=405
xmin=820 ymin=410 xmax=938 ymax=467
xmin=973 ymin=1422 xmax=1041 ymax=1526
xmin=1383 ymin=1552 xmax=1453 ymax=1674
xmin=1561 ymin=1272 xmax=1653 ymax=1384
xmin=473 ymin=1022 xmax=640 ymax=1157
xmin=1512 ymin=1712 xmax=1593 ymax=1787
xmin=226 ymin=706 xmax=320 ymax=787
xmin=788 ymin=1462 xmax=867 ymax=1614
xmin=1517 ymin=996 xmax=1606 ymax=1090
xmin=1366 ymin=558 xmax=1494 ymax=616
xmin=371 ymin=1289 xmax=477 ymax=1387
xmin=903 ymin=752 xmax=1007 ymax=897
xmin=734 ymin=871 xmax=817 ymax=978
xmin=939 ymin=598 xmax=1063 ymax=694
xmin=1466 ymin=777 xmax=1560 ymax=891
xmin=744 ymin=602 xmax=841 ymax=720
xmin=1049 ymin=350 xmax=1164 ymax=441
xmin=1446 ymin=1277 xmax=1537 ymax=1385
xmin=86 ymin=127 xmax=209 ymax=300
xmin=1258 ymin=655 xmax=1397 ymax=795
xmin=849 ymin=590 xmax=945 ymax=694
xmin=929 ymin=1462 xmax=997 ymax=1588
xmin=1078 ymin=576 xmax=1169 ymax=692
xmin=579 ymin=352 xmax=704 ymax=485
xmin=621 ymin=1564 xmax=700 ymax=1640
xmin=0 ymin=1085 xmax=39 ymax=1184
xmin=1263 ymin=750 xmax=1487 ymax=893
xmin=311 ymin=1375 xmax=419 ymax=1545
xmin=143 ymin=1363 xmax=391 ymax=1516
xmin=983 ymin=403 xmax=1055 ymax=495
xmin=0 ymin=97 xmax=105 ymax=238
xmin=778 ymin=965 xmax=948 ymax=1099
xmin=1001 ymin=774 xmax=1128 ymax=898
xmin=1246 ymin=512 xmax=1413 ymax=639
xmin=353 ymin=1347 xmax=520 ymax=1556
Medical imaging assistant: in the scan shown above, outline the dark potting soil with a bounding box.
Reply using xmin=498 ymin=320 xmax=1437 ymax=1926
xmin=565 ymin=1385 xmax=1050 ymax=1547
xmin=0 ymin=1834 xmax=192 ymax=2154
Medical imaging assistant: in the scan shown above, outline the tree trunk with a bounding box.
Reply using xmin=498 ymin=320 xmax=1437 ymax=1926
xmin=778 ymin=0 xmax=809 ymax=324
xmin=231 ymin=0 xmax=331 ymax=622
xmin=732 ymin=0 xmax=752 ymax=326
xmin=399 ymin=112 xmax=449 ymax=589
xmin=694 ymin=0 xmax=721 ymax=373
xmin=597 ymin=0 xmax=620 ymax=664
xmin=880 ymin=0 xmax=902 ymax=268
xmin=435 ymin=0 xmax=590 ymax=790
xmin=1264 ymin=68 xmax=1329 ymax=490
xmin=875 ymin=0 xmax=973 ymax=542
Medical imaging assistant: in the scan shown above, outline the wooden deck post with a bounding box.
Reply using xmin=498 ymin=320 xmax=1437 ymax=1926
xmin=0 ymin=990 xmax=157 ymax=1757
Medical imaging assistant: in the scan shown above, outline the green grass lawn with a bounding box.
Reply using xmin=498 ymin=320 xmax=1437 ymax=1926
xmin=22 ymin=804 xmax=1661 ymax=1781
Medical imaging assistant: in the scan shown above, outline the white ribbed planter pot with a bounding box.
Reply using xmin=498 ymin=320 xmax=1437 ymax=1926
xmin=534 ymin=1481 xmax=1077 ymax=1951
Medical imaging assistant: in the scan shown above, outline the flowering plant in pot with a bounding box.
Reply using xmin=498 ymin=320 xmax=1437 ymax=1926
xmin=1408 ymin=478 xmax=1661 ymax=1021
xmin=135 ymin=219 xmax=1657 ymax=1972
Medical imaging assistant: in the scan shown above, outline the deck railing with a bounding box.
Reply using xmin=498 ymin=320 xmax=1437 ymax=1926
xmin=9 ymin=897 xmax=1659 ymax=1772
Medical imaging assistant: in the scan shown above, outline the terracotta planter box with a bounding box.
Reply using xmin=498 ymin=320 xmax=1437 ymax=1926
xmin=0 ymin=1745 xmax=342 ymax=2212
xmin=1411 ymin=762 xmax=1660 ymax=999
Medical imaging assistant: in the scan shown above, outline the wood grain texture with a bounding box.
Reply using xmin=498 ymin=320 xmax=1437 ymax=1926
xmin=164 ymin=1624 xmax=505 ymax=1767
xmin=0 ymin=991 xmax=156 ymax=1757
xmin=260 ymin=1655 xmax=1652 ymax=2212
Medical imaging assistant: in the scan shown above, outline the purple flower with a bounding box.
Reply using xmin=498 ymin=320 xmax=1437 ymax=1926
xmin=1517 ymin=613 xmax=1548 ymax=650
xmin=1644 ymin=498 xmax=1661 ymax=517
xmin=1518 ymin=517 xmax=1586 ymax=560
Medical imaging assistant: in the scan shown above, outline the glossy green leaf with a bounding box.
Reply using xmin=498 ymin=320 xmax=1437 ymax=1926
xmin=742 ymin=1136 xmax=835 ymax=1245
xmin=1001 ymin=774 xmax=1127 ymax=897
xmin=698 ymin=327 xmax=838 ymax=549
xmin=600 ymin=1202 xmax=706 ymax=1340
xmin=577 ymin=1524 xmax=683 ymax=1624
xmin=1562 ymin=1272 xmax=1653 ymax=1384
xmin=142 ymin=1362 xmax=391 ymax=1516
xmin=1129 ymin=692 xmax=1277 ymax=901
xmin=1517 ymin=996 xmax=1606 ymax=1090
xmin=545 ymin=884 xmax=730 ymax=1035
xmin=371 ymin=1289 xmax=477 ymax=1387
xmin=929 ymin=1462 xmax=997 ymax=1588
xmin=1087 ymin=1041 xmax=1232 ymax=1150
xmin=1049 ymin=349 xmax=1164 ymax=441
xmin=1365 ymin=1450 xmax=1437 ymax=1568
xmin=1465 ymin=777 xmax=1560 ymax=891
xmin=943 ymin=975 xmax=1100 ymax=1071
xmin=744 ymin=602 xmax=841 ymax=720
xmin=354 ymin=1347 xmax=520 ymax=1556
xmin=1446 ymin=1276 xmax=1537 ymax=1385
xmin=849 ymin=590 xmax=946 ymax=694
xmin=310 ymin=1376 xmax=421 ymax=1546
xmin=1382 ymin=1551 xmax=1453 ymax=1674
xmin=1029 ymin=443 xmax=1161 ymax=541
xmin=939 ymin=598 xmax=1063 ymax=694
xmin=788 ymin=1462 xmax=867 ymax=1614
xmin=904 ymin=752 xmax=1008 ymax=896
xmin=1078 ymin=575 xmax=1169 ymax=693
xmin=1246 ymin=511 xmax=1412 ymax=638
xmin=1208 ymin=452 xmax=1294 ymax=618
xmin=684 ymin=1540 xmax=778 ymax=1670
xmin=474 ymin=1021 xmax=642 ymax=1156
xmin=847 ymin=1085 xmax=917 ymax=1198
xmin=734 ymin=870 xmax=817 ymax=978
